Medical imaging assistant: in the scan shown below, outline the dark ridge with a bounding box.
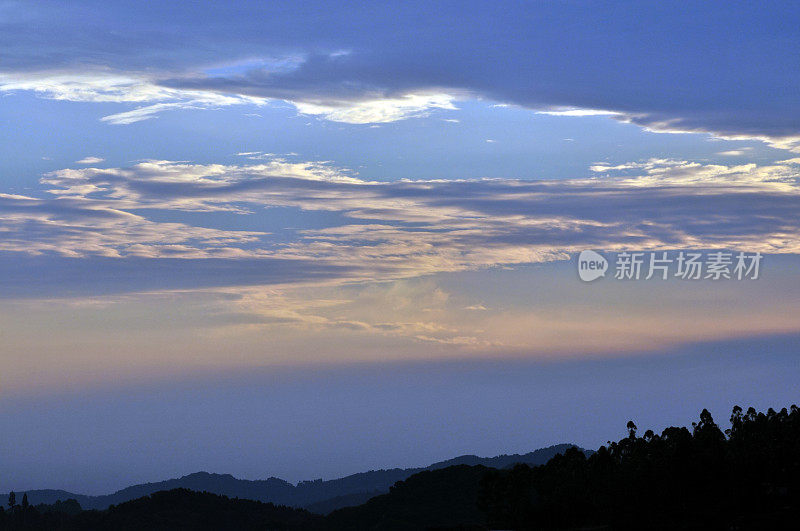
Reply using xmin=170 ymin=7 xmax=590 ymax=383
xmin=1 ymin=443 xmax=584 ymax=512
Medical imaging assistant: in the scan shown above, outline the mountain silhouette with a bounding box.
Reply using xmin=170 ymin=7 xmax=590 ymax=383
xmin=4 ymin=405 xmax=799 ymax=529
xmin=1 ymin=443 xmax=583 ymax=513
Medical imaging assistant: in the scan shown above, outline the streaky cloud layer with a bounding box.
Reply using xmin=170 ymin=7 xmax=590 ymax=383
xmin=0 ymin=157 xmax=797 ymax=283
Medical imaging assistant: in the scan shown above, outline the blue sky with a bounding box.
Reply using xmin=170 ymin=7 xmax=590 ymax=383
xmin=0 ymin=0 xmax=799 ymax=492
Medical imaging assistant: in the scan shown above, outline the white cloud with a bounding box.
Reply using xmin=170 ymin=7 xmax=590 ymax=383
xmin=75 ymin=156 xmax=104 ymax=164
xmin=293 ymin=93 xmax=457 ymax=124
xmin=0 ymin=71 xmax=269 ymax=124
xmin=101 ymin=103 xmax=185 ymax=124
xmin=0 ymin=70 xmax=459 ymax=126
xmin=537 ymin=108 xmax=620 ymax=117
xmin=0 ymin=73 xmax=173 ymax=103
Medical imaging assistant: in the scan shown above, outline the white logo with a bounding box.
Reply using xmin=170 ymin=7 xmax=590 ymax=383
xmin=578 ymin=250 xmax=608 ymax=281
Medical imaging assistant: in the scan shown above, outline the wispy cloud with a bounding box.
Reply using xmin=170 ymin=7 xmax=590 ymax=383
xmin=0 ymin=192 xmax=267 ymax=258
xmin=537 ymin=108 xmax=620 ymax=117
xmin=293 ymin=93 xmax=457 ymax=124
xmin=0 ymin=72 xmax=268 ymax=123
xmin=75 ymin=156 xmax=104 ymax=164
xmin=101 ymin=103 xmax=187 ymax=124
xmin=717 ymin=148 xmax=753 ymax=156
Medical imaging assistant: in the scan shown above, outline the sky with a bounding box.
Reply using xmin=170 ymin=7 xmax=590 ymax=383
xmin=1 ymin=0 xmax=799 ymax=493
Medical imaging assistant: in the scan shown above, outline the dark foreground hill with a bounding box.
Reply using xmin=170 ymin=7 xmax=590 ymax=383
xmin=0 ymin=489 xmax=323 ymax=530
xmin=0 ymin=444 xmax=578 ymax=513
xmin=326 ymin=465 xmax=490 ymax=530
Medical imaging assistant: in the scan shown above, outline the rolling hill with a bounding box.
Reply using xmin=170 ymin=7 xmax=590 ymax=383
xmin=2 ymin=444 xmax=584 ymax=513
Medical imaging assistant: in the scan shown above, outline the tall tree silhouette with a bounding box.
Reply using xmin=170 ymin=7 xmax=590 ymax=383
xmin=626 ymin=420 xmax=637 ymax=439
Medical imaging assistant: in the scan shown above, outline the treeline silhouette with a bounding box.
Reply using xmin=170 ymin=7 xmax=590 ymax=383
xmin=1 ymin=404 xmax=798 ymax=530
xmin=480 ymin=405 xmax=800 ymax=530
